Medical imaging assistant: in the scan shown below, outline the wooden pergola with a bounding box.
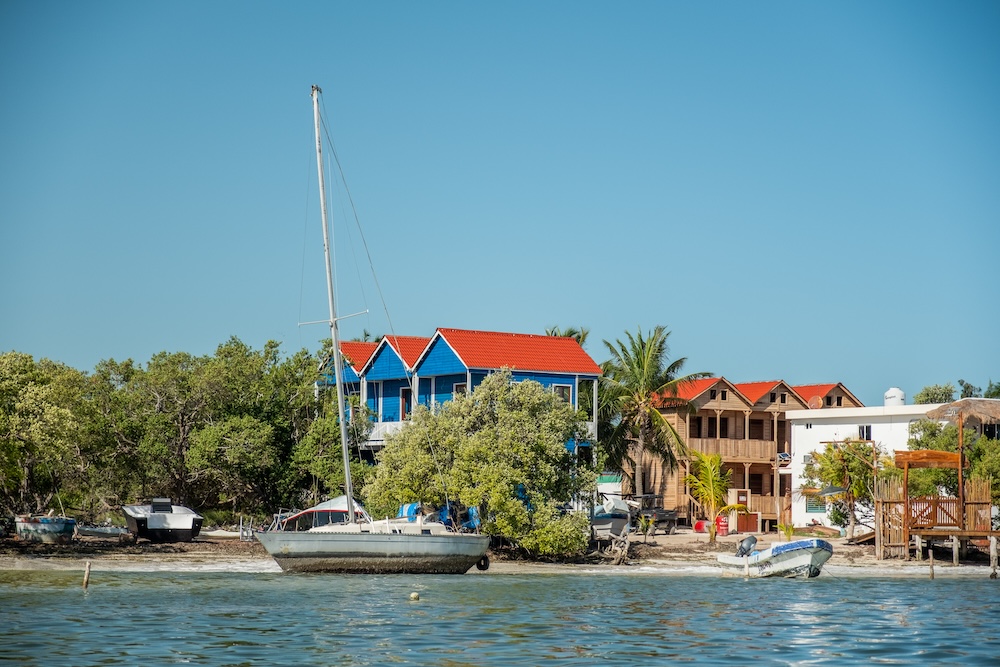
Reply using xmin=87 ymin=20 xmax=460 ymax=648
xmin=877 ymin=398 xmax=1000 ymax=561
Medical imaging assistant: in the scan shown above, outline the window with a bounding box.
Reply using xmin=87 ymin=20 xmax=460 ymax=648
xmin=825 ymin=396 xmax=832 ymax=406
xmin=690 ymin=416 xmax=703 ymax=438
xmin=710 ymin=389 xmax=717 ymax=400
xmin=553 ymin=385 xmax=572 ymax=403
xmin=453 ymin=383 xmax=467 ymax=398
xmin=770 ymin=392 xmax=776 ymax=402
xmin=806 ymin=496 xmax=827 ymax=513
xmin=707 ymin=417 xmax=729 ymax=438
xmin=858 ymin=425 xmax=872 ymax=440
xmin=780 ymin=393 xmax=787 ymax=404
xmin=721 ymin=390 xmax=728 ymax=401
xmin=805 ymin=423 xmax=812 ymax=430
xmin=748 ymin=419 xmax=764 ymax=439
xmin=748 ymin=474 xmax=763 ymax=495
xmin=836 ymin=396 xmax=843 ymax=406
xmin=803 ymin=454 xmax=814 ymax=464
xmin=708 ymin=417 xmax=716 ymax=438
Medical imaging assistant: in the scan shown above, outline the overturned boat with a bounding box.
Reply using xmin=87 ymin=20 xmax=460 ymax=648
xmin=122 ymin=498 xmax=203 ymax=543
xmin=717 ymin=536 xmax=833 ymax=578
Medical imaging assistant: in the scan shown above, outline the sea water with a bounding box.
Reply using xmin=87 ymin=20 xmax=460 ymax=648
xmin=2 ymin=567 xmax=999 ymax=666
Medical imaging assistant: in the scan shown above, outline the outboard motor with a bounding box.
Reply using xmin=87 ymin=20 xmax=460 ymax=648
xmin=735 ymin=535 xmax=757 ymax=557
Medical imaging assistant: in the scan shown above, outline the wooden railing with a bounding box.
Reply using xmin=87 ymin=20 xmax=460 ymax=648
xmin=908 ymin=497 xmax=960 ymax=529
xmin=687 ymin=438 xmax=776 ymax=462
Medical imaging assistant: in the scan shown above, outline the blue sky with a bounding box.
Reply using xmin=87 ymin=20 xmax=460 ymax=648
xmin=2 ymin=2 xmax=998 ymax=407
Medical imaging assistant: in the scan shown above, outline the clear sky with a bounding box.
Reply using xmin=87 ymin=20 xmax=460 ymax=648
xmin=2 ymin=2 xmax=998 ymax=407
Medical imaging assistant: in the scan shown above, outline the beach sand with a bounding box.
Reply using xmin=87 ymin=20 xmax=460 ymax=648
xmin=1 ymin=529 xmax=994 ymax=577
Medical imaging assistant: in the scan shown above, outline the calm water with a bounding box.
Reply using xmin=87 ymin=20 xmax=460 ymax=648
xmin=3 ymin=569 xmax=999 ymax=666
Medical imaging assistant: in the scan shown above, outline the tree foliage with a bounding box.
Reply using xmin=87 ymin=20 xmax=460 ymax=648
xmin=599 ymin=326 xmax=708 ymax=496
xmin=363 ymin=370 xmax=595 ymax=558
xmin=684 ymin=450 xmax=745 ymax=544
xmin=914 ymin=384 xmax=956 ymax=404
xmin=802 ymin=439 xmax=881 ymax=539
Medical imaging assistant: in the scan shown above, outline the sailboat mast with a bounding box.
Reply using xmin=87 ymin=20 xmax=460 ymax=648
xmin=312 ymin=84 xmax=355 ymax=522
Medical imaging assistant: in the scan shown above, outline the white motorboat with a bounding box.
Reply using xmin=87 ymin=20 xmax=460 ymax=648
xmin=255 ymin=86 xmax=489 ymax=574
xmin=121 ymin=498 xmax=204 ymax=543
xmin=717 ymin=536 xmax=833 ymax=578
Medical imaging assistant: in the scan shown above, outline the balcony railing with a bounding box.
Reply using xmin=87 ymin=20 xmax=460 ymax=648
xmin=687 ymin=437 xmax=777 ymax=462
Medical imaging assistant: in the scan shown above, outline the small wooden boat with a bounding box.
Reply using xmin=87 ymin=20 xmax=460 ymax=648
xmin=717 ymin=536 xmax=833 ymax=578
xmin=15 ymin=514 xmax=76 ymax=544
xmin=76 ymin=525 xmax=129 ymax=538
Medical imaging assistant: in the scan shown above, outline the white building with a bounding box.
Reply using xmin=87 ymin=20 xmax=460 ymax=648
xmin=784 ymin=388 xmax=943 ymax=528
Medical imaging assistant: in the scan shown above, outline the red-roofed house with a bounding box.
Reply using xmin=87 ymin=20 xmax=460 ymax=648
xmin=637 ymin=377 xmax=862 ymax=532
xmin=358 ymin=328 xmax=601 ymax=451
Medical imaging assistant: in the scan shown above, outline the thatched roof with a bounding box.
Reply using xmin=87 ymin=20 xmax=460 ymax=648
xmin=926 ymin=398 xmax=1000 ymax=425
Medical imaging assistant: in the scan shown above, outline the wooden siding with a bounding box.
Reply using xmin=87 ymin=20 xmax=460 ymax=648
xmin=429 ymin=373 xmax=467 ymax=406
xmin=415 ymin=337 xmax=465 ymax=376
xmin=688 ymin=437 xmax=775 ymax=462
xmin=365 ymin=346 xmax=409 ymax=382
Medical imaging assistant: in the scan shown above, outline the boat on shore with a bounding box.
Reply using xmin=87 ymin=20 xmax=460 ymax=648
xmin=15 ymin=514 xmax=76 ymax=544
xmin=717 ymin=536 xmax=833 ymax=578
xmin=255 ymin=85 xmax=489 ymax=574
xmin=76 ymin=524 xmax=129 ymax=538
xmin=122 ymin=498 xmax=204 ymax=543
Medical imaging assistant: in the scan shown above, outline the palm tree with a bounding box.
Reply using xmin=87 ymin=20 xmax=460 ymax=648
xmin=545 ymin=326 xmax=590 ymax=348
xmin=685 ymin=450 xmax=746 ymax=544
xmin=600 ymin=326 xmax=708 ymax=498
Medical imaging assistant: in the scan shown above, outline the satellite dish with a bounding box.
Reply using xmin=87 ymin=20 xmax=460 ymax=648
xmin=807 ymin=396 xmax=823 ymax=409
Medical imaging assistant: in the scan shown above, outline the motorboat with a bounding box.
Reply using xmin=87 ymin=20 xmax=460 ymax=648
xmin=121 ymin=498 xmax=204 ymax=543
xmin=717 ymin=536 xmax=833 ymax=578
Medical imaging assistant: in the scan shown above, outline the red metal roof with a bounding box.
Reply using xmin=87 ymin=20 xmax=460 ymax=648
xmin=339 ymin=341 xmax=378 ymax=372
xmin=436 ymin=328 xmax=601 ymax=375
xmin=733 ymin=381 xmax=783 ymax=404
xmin=674 ymin=377 xmax=721 ymax=401
xmin=792 ymin=383 xmax=838 ymax=407
xmin=384 ymin=336 xmax=431 ymax=370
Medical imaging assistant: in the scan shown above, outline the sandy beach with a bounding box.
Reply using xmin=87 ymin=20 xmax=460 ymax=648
xmin=2 ymin=528 xmax=995 ymax=578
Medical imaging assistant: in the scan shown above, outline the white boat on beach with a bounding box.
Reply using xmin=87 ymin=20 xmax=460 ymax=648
xmin=717 ymin=536 xmax=833 ymax=578
xmin=15 ymin=514 xmax=77 ymax=544
xmin=122 ymin=498 xmax=204 ymax=543
xmin=255 ymin=86 xmax=489 ymax=575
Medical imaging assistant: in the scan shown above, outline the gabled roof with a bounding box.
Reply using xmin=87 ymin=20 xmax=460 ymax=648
xmin=734 ymin=381 xmax=784 ymax=404
xmin=674 ymin=377 xmax=723 ymax=401
xmin=792 ymin=383 xmax=864 ymax=408
xmin=339 ymin=341 xmax=378 ymax=373
xmin=431 ymin=328 xmax=601 ymax=375
xmin=383 ymin=335 xmax=431 ymax=370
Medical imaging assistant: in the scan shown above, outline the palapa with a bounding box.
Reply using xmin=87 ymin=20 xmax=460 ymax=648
xmin=926 ymin=398 xmax=1000 ymax=425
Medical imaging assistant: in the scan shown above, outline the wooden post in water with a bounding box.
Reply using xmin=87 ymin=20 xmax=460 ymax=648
xmin=952 ymin=536 xmax=960 ymax=567
xmin=929 ymin=547 xmax=935 ymax=580
xmin=914 ymin=535 xmax=923 ymax=561
xmin=83 ymin=561 xmax=91 ymax=589
xmin=990 ymin=536 xmax=997 ymax=579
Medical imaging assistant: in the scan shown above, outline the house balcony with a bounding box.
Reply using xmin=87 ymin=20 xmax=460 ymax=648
xmin=686 ymin=437 xmax=778 ymax=463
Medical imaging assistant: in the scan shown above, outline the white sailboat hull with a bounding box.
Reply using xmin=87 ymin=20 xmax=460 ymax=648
xmin=257 ymin=528 xmax=490 ymax=574
xmin=717 ymin=538 xmax=833 ymax=578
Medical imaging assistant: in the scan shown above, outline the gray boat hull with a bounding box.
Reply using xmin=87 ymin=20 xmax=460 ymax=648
xmin=257 ymin=530 xmax=490 ymax=574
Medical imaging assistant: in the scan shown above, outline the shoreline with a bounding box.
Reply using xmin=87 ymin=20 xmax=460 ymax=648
xmin=1 ymin=530 xmax=995 ymax=578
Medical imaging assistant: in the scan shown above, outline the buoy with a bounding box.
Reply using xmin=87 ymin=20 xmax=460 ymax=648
xmin=409 ymin=592 xmax=419 ymax=601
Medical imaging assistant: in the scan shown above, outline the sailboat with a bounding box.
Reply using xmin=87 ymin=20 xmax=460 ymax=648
xmin=255 ymin=86 xmax=490 ymax=574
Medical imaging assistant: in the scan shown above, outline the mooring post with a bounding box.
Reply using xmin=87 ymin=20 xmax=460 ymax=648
xmin=82 ymin=561 xmax=91 ymax=589
xmin=990 ymin=536 xmax=997 ymax=579
xmin=915 ymin=535 xmax=923 ymax=561
xmin=929 ymin=548 xmax=935 ymax=580
xmin=952 ymin=536 xmax=960 ymax=567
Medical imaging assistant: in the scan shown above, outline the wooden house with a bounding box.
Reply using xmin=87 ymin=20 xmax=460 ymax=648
xmin=641 ymin=378 xmax=863 ymax=531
